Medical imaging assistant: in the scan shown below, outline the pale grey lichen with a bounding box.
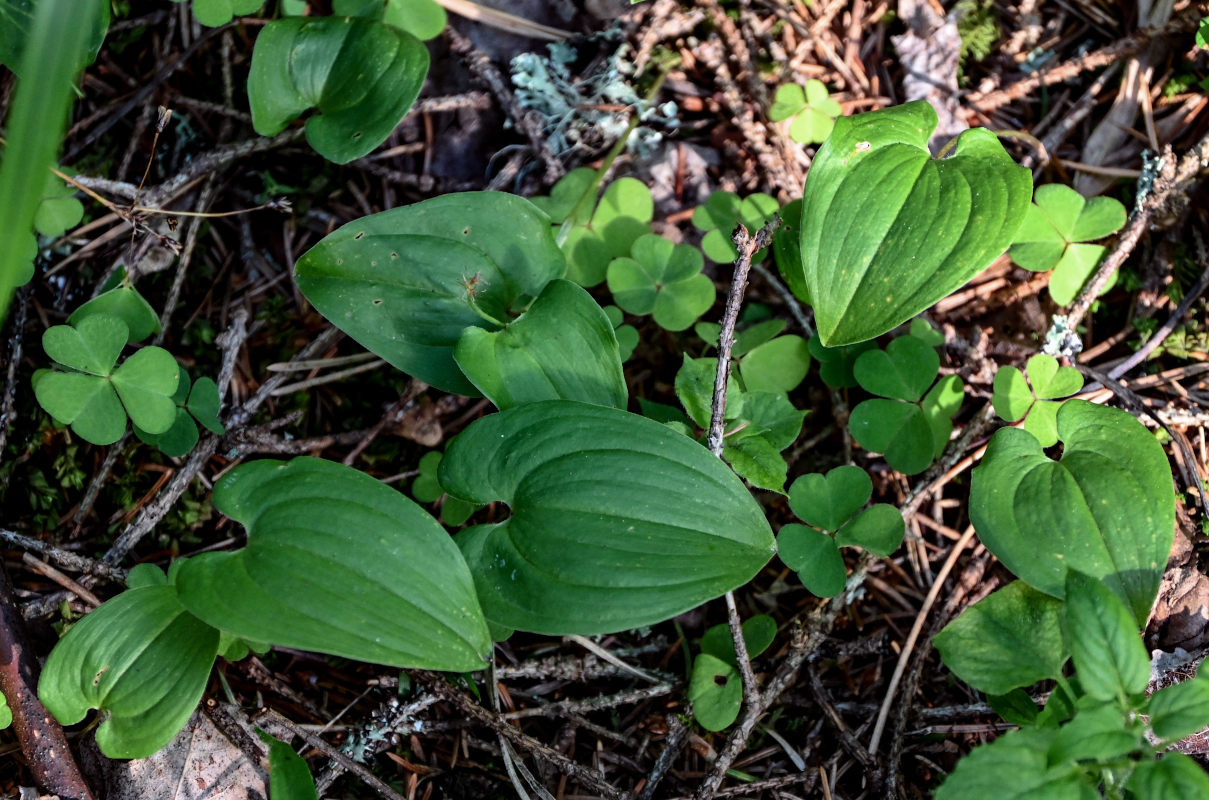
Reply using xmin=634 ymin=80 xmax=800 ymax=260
xmin=510 ymin=31 xmax=677 ymax=160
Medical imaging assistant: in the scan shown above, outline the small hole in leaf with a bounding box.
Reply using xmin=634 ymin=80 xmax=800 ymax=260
xmin=354 ymin=231 xmax=365 ymax=240
xmin=462 ymin=227 xmax=471 ymax=235
xmin=372 ymin=299 xmax=383 ymax=306
xmin=390 ymin=252 xmax=398 ymax=259
xmin=353 ymin=132 xmax=363 ymax=139
xmin=713 ymin=674 xmax=728 ymax=687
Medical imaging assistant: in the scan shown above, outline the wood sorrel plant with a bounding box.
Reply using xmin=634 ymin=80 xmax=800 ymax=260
xmin=13 ymin=4 xmax=1204 ymax=795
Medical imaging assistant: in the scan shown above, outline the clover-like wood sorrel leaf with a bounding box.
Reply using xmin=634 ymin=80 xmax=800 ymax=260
xmin=439 ymin=401 xmax=775 ymax=634
xmin=69 ymin=285 xmax=161 ymax=342
xmin=39 ymin=579 xmax=220 ymax=759
xmin=798 ymin=100 xmax=1032 ymax=345
xmin=788 ymin=465 xmax=871 ymax=533
xmin=174 ymin=458 xmax=491 ymax=671
xmin=970 ymin=399 xmax=1175 ymax=625
xmin=688 ymin=653 xmax=741 ymax=731
xmin=294 ymin=192 xmax=565 ymax=395
xmin=454 ymin=279 xmax=627 ymax=410
xmin=933 ymin=580 xmax=1067 ymax=696
xmin=248 ymin=16 xmax=428 ymax=164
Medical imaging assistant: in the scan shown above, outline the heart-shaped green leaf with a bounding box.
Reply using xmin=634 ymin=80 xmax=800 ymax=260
xmin=922 ymin=373 xmax=964 ymax=457
xmin=835 ymin=504 xmax=904 ymax=556
xmin=381 ymin=0 xmax=446 ymax=40
xmin=439 ymin=401 xmax=775 ymax=634
xmin=970 ymin=400 xmax=1175 ymax=624
xmin=295 ymin=192 xmax=565 ymax=395
xmin=739 ymin=335 xmax=810 ymax=394
xmin=688 ymin=653 xmax=741 ymax=731
xmin=69 ymin=286 xmax=161 ymax=342
xmin=606 ymin=234 xmax=715 ymax=332
xmin=248 ymin=16 xmax=429 ymax=163
xmin=849 ymin=399 xmax=935 ymax=475
xmin=992 ymin=365 xmax=1033 ymax=422
xmin=187 ymin=376 xmax=225 ymax=435
xmin=1027 ymin=354 xmax=1083 ymax=400
xmin=33 ymin=174 xmax=84 ymax=237
xmin=561 ymin=178 xmax=653 ymax=287
xmin=934 ymin=580 xmax=1067 ymax=695
xmin=455 ymin=279 xmax=627 ymax=410
xmin=776 ymin=523 xmax=846 ymax=597
xmin=39 ymin=579 xmax=220 ymax=759
xmin=175 ymin=458 xmax=491 ymax=670
xmin=33 ymin=370 xmax=126 ymax=445
xmin=699 ymin=614 xmax=777 ymax=667
xmin=799 ymin=100 xmax=1031 ymax=345
xmin=769 ymin=80 xmax=842 ymax=145
xmin=787 ymin=465 xmax=871 ymax=532
xmin=134 ymin=409 xmax=199 ymax=458
xmin=43 ymin=313 xmax=128 ymax=376
xmin=111 ymin=346 xmax=180 ymax=435
xmin=693 ymin=191 xmax=778 ymax=264
xmin=169 ymin=0 xmax=263 ymax=26
xmin=853 ymin=334 xmax=938 ymax=402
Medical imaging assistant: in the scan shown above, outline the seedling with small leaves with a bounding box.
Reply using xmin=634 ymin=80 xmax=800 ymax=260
xmin=688 ymin=615 xmax=776 ymax=731
xmin=33 ymin=314 xmax=180 ymax=446
xmin=777 ymin=465 xmax=904 ymax=596
xmin=607 ymin=233 xmax=716 ymax=331
xmin=768 ymin=80 xmax=842 ymax=145
xmin=848 ymin=334 xmax=964 ymax=474
xmin=692 ymin=191 xmax=778 ymax=264
xmin=1009 ymin=183 xmax=1127 ymax=305
xmin=991 ymin=353 xmax=1083 ymax=446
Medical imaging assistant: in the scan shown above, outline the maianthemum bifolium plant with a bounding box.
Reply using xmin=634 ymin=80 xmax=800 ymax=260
xmin=6 ymin=3 xmax=1206 ymax=798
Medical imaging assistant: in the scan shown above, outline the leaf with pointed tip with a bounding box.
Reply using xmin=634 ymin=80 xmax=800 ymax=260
xmin=675 ymin=356 xmax=743 ymax=429
xmin=1146 ymin=675 xmax=1209 ymax=742
xmin=799 ymin=101 xmax=1031 ymax=345
xmin=723 ymin=431 xmax=787 ymax=493
xmin=175 ymin=458 xmax=491 ymax=671
xmin=439 ymin=402 xmax=775 ymax=634
xmin=1063 ymin=570 xmax=1149 ymax=702
xmin=1126 ymin=753 xmax=1209 ymax=799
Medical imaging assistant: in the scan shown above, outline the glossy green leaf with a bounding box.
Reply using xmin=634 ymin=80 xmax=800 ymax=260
xmin=934 ymin=580 xmax=1067 ymax=695
xmin=39 ymin=582 xmax=220 ymax=759
xmin=773 ymin=200 xmax=808 ymax=303
xmin=739 ymin=335 xmax=810 ymax=394
xmin=854 ymin=335 xmax=938 ymax=402
xmin=799 ymin=100 xmax=1031 ymax=345
xmin=787 ymin=465 xmax=871 ymax=532
xmin=455 ymin=279 xmax=627 ymax=410
xmin=295 ymin=193 xmax=566 ymax=395
xmin=675 ymin=356 xmax=743 ymax=429
xmin=934 ymin=727 xmax=1096 ymax=800
xmin=607 ymin=234 xmax=715 ymax=331
xmin=777 ymin=523 xmax=846 ymax=597
xmin=740 ymin=391 xmax=805 ymax=451
xmin=265 ymin=735 xmax=319 ymax=800
xmin=723 ymin=431 xmax=787 ymax=493
xmin=692 ymin=191 xmax=778 ymax=264
xmin=699 ymin=614 xmax=777 ymax=667
xmin=175 ymin=458 xmax=491 ymax=670
xmin=248 ymin=16 xmax=429 ymax=163
xmin=688 ymin=653 xmax=741 ymax=731
xmin=970 ymin=400 xmax=1175 ymax=624
xmin=1126 ymin=753 xmax=1209 ymax=799
xmin=835 ymin=504 xmax=904 ymax=556
xmin=1063 ymin=571 xmax=1149 ymax=702
xmin=69 ymin=286 xmax=161 ymax=343
xmin=1146 ymin=675 xmax=1209 ymax=742
xmin=808 ymin=335 xmax=875 ymax=388
xmin=849 ymin=399 xmax=934 ymax=475
xmin=439 ymin=401 xmax=776 ymax=634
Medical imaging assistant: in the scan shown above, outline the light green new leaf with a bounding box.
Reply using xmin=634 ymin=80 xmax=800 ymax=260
xmin=854 ymin=335 xmax=938 ymax=402
xmin=739 ymin=335 xmax=810 ymax=394
xmin=39 ymin=583 xmax=220 ymax=759
xmin=175 ymin=458 xmax=491 ymax=670
xmin=69 ymin=286 xmax=161 ymax=342
xmin=787 ymin=465 xmax=871 ymax=533
xmin=606 ymin=234 xmax=715 ymax=331
xmin=455 ymin=279 xmax=627 ymax=410
xmin=169 ymin=0 xmax=263 ymax=27
xmin=295 ymin=193 xmax=566 ymax=395
xmin=1063 ymin=570 xmax=1149 ymax=702
xmin=992 ymin=365 xmax=1033 ymax=422
xmin=1146 ymin=675 xmax=1209 ymax=742
xmin=1028 ymin=353 xmax=1083 ymax=399
xmin=934 ymin=727 xmax=1096 ymax=800
xmin=692 ymin=191 xmax=778 ymax=264
xmin=248 ymin=16 xmax=429 ymax=163
xmin=835 ymin=504 xmax=904 ymax=556
xmin=0 ymin=690 xmax=10 ymax=729
xmin=688 ymin=653 xmax=741 ymax=731
xmin=934 ymin=580 xmax=1067 ymax=695
xmin=921 ymin=374 xmax=964 ymax=459
xmin=799 ymin=100 xmax=1031 ymax=345
xmin=777 ymin=523 xmax=846 ymax=597
xmin=440 ymin=402 xmax=775 ymax=634
xmin=970 ymin=400 xmax=1174 ymax=624
xmin=1126 ymin=753 xmax=1209 ymax=799
xmin=769 ymin=80 xmax=842 ymax=145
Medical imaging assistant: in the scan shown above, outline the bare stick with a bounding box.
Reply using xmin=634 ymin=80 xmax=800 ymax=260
xmin=0 ymin=530 xmax=127 ymax=582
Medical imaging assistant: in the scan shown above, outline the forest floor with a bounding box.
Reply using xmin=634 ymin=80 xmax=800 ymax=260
xmin=3 ymin=1 xmax=1209 ymax=798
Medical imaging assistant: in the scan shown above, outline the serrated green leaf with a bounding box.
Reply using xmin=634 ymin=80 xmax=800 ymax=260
xmin=987 ymin=689 xmax=1039 ymax=727
xmin=739 ymin=391 xmax=805 ymax=451
xmin=1146 ymin=676 xmax=1209 ymax=742
xmin=934 ymin=580 xmax=1067 ymax=695
xmin=295 ymin=193 xmax=565 ymax=395
xmin=69 ymin=286 xmax=161 ymax=343
xmin=688 ymin=653 xmax=741 ymax=731
xmin=39 ymin=583 xmax=220 ymax=759
xmin=175 ymin=458 xmax=491 ymax=670
xmin=723 ymin=431 xmax=787 ymax=493
xmin=853 ymin=336 xmax=938 ymax=402
xmin=787 ymin=465 xmax=871 ymax=532
xmin=835 ymin=504 xmax=904 ymax=556
xmin=248 ymin=16 xmax=428 ymax=163
xmin=455 ymin=279 xmax=627 ymax=410
xmin=439 ymin=402 xmax=775 ymax=634
xmin=1064 ymin=570 xmax=1149 ymax=702
xmin=675 ymin=355 xmax=743 ymax=429
xmin=1126 ymin=753 xmax=1209 ymax=798
xmin=970 ymin=400 xmax=1175 ymax=624
xmin=777 ymin=523 xmax=846 ymax=597
xmin=739 ymin=335 xmax=810 ymax=394
xmin=1046 ymin=702 xmax=1140 ymax=765
xmin=800 ymin=101 xmax=1031 ymax=345
xmin=934 ymin=727 xmax=1096 ymax=800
